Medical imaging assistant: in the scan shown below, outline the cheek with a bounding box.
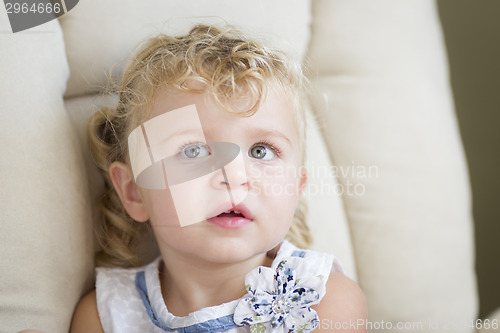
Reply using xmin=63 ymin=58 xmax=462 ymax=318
xmin=249 ymin=162 xmax=302 ymax=195
xmin=254 ymin=171 xmax=300 ymax=246
xmin=144 ymin=189 xmax=202 ymax=247
xmin=249 ymin=162 xmax=303 ymax=220
xmin=143 ymin=189 xmax=180 ymax=227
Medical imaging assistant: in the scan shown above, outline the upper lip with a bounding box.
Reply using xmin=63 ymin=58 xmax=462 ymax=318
xmin=207 ymin=202 xmax=253 ymax=220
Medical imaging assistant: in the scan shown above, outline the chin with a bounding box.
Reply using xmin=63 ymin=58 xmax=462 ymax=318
xmin=197 ymin=237 xmax=266 ymax=263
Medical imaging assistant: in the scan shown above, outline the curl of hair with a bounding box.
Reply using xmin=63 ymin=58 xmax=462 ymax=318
xmin=88 ymin=24 xmax=311 ymax=267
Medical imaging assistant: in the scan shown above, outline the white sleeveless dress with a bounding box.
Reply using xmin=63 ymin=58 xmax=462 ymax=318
xmin=96 ymin=240 xmax=345 ymax=333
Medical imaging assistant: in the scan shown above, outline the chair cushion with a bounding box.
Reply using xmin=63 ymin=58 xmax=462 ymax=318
xmin=59 ymin=0 xmax=312 ymax=98
xmin=0 ymin=13 xmax=94 ymax=333
xmin=307 ymin=0 xmax=477 ymax=330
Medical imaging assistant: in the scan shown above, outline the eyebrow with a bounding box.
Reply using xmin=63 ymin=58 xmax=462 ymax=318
xmin=247 ymin=127 xmax=293 ymax=145
xmin=152 ymin=126 xmax=293 ymax=146
xmin=154 ymin=128 xmax=206 ymax=145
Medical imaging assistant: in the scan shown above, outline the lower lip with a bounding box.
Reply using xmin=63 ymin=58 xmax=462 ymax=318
xmin=207 ymin=216 xmax=252 ymax=229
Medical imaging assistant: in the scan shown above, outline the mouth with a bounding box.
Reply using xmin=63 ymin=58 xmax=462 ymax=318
xmin=217 ymin=209 xmax=245 ymax=218
xmin=207 ymin=204 xmax=253 ymax=229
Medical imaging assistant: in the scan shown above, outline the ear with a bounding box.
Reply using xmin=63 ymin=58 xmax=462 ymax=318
xmin=108 ymin=161 xmax=149 ymax=222
xmin=298 ymin=167 xmax=308 ymax=196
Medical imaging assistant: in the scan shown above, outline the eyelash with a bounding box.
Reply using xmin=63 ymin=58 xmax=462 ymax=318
xmin=177 ymin=140 xmax=281 ymax=157
xmin=177 ymin=141 xmax=209 ymax=155
xmin=252 ymin=139 xmax=282 ymax=158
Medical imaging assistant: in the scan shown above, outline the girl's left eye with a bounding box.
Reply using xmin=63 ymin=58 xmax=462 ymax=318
xmin=249 ymin=144 xmax=276 ymax=160
xmin=181 ymin=143 xmax=210 ymax=159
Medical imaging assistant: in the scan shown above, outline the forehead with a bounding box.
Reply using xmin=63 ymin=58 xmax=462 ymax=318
xmin=147 ymin=86 xmax=300 ymax=141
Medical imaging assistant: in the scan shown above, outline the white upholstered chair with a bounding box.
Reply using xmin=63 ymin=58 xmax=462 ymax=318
xmin=1 ymin=1 xmax=484 ymax=332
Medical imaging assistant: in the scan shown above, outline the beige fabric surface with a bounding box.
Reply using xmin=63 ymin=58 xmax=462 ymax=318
xmin=0 ymin=0 xmax=480 ymax=332
xmin=59 ymin=0 xmax=312 ymax=98
xmin=307 ymin=0 xmax=477 ymax=331
xmin=0 ymin=13 xmax=94 ymax=333
xmin=304 ymin=111 xmax=357 ymax=280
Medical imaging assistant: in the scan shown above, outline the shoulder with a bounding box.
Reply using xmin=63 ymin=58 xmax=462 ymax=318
xmin=312 ymin=272 xmax=367 ymax=332
xmin=70 ymin=290 xmax=104 ymax=333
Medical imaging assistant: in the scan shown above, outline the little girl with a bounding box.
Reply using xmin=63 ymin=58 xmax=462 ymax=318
xmin=71 ymin=25 xmax=366 ymax=333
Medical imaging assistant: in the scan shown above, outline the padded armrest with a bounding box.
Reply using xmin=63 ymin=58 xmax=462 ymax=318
xmin=0 ymin=12 xmax=94 ymax=333
xmin=307 ymin=0 xmax=477 ymax=330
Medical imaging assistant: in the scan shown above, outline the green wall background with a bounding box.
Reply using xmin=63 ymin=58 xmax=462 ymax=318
xmin=437 ymin=0 xmax=500 ymax=319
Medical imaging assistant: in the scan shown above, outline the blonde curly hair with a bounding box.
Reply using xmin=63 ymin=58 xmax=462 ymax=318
xmin=88 ymin=24 xmax=311 ymax=268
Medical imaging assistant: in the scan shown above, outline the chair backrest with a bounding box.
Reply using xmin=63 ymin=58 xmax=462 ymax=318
xmin=0 ymin=1 xmax=477 ymax=332
xmin=60 ymin=0 xmax=356 ymax=272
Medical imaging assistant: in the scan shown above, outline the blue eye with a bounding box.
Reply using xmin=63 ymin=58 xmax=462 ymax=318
xmin=249 ymin=144 xmax=275 ymax=160
xmin=181 ymin=143 xmax=210 ymax=159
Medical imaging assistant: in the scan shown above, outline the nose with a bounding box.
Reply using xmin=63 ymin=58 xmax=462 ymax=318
xmin=218 ymin=156 xmax=248 ymax=206
xmin=219 ymin=162 xmax=248 ymax=189
xmin=211 ymin=151 xmax=248 ymax=190
xmin=209 ymin=142 xmax=249 ymax=205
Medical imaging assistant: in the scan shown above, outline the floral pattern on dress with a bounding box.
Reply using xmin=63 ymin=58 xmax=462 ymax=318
xmin=233 ymin=257 xmax=324 ymax=333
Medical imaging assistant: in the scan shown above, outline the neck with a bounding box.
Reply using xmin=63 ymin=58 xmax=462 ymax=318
xmin=159 ymin=247 xmax=273 ymax=317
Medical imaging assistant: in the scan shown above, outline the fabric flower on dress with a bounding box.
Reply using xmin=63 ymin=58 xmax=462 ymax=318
xmin=234 ymin=257 xmax=324 ymax=333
